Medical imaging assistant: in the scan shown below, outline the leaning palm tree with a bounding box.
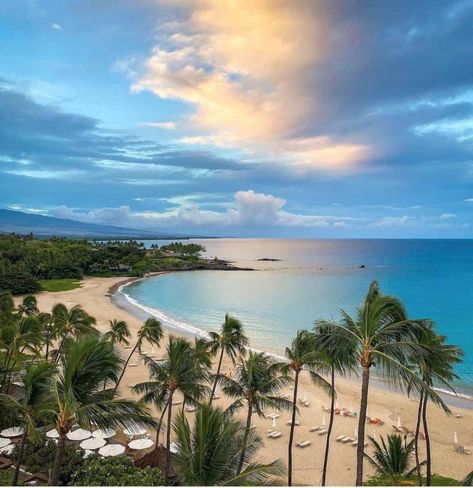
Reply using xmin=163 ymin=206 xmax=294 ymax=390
xmin=219 ymin=351 xmax=292 ymax=475
xmin=278 ymin=330 xmax=331 ymax=486
xmin=314 ymin=325 xmax=357 ymax=486
xmin=134 ymin=336 xmax=209 ymax=484
xmin=48 ymin=335 xmax=156 ymax=485
xmin=315 ymin=281 xmax=431 ymax=486
xmin=173 ymin=403 xmax=284 ymax=485
xmin=114 ymin=317 xmax=163 ymax=392
xmin=408 ymin=327 xmax=462 ymax=486
xmin=365 ymin=434 xmax=419 ymax=486
xmin=51 ymin=303 xmax=97 ymax=363
xmin=17 ymin=295 xmax=39 ymax=318
xmin=103 ymin=319 xmax=131 ymax=347
xmin=12 ymin=362 xmax=56 ymax=485
xmin=208 ymin=314 xmax=248 ymax=404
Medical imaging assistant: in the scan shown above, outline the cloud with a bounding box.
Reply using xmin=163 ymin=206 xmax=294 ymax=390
xmin=141 ymin=121 xmax=176 ymax=130
xmin=51 ymin=23 xmax=62 ymax=30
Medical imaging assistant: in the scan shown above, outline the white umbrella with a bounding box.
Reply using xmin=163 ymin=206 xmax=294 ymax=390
xmin=322 ymin=415 xmax=326 ymax=427
xmin=303 ymin=392 xmax=307 ymax=402
xmin=372 ymin=432 xmax=377 ymax=441
xmin=354 ymin=428 xmax=358 ymax=440
xmin=80 ymin=437 xmax=106 ymax=450
xmin=99 ymin=444 xmax=125 ymax=457
xmin=92 ymin=428 xmax=116 ymax=439
xmin=0 ymin=444 xmax=14 ymax=455
xmin=271 ymin=417 xmax=277 ymax=428
xmin=1 ymin=427 xmax=24 ymax=438
xmin=0 ymin=438 xmax=11 ymax=448
xmin=83 ymin=449 xmax=95 ymax=458
xmin=128 ymin=438 xmax=154 ymax=450
xmin=335 ymin=399 xmax=339 ymax=409
xmin=397 ymin=416 xmax=401 ymax=429
xmin=67 ymin=429 xmax=92 ymax=441
xmin=454 ymin=432 xmax=458 ymax=444
xmin=46 ymin=429 xmax=59 ymax=439
xmin=123 ymin=426 xmax=147 ymax=437
xmin=169 ymin=442 xmax=180 ymax=454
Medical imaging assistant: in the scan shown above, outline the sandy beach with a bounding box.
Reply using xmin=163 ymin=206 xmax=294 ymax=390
xmin=23 ymin=276 xmax=473 ymax=486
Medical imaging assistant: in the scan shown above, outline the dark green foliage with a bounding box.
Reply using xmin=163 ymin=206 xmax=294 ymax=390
xmin=365 ymin=473 xmax=461 ymax=486
xmin=71 ymin=455 xmax=165 ymax=486
xmin=12 ymin=439 xmax=86 ymax=485
xmin=0 ymin=269 xmax=40 ymax=294
xmin=159 ymin=242 xmax=205 ymax=256
xmin=0 ymin=470 xmax=13 ymax=486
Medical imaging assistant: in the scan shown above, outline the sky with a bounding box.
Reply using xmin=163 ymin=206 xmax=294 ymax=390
xmin=1 ymin=0 xmax=473 ymax=238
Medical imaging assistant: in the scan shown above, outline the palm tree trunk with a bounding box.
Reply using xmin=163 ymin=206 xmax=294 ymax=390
xmin=154 ymin=401 xmax=169 ymax=448
xmin=355 ymin=365 xmax=370 ymax=486
xmin=414 ymin=390 xmax=424 ymax=486
xmin=237 ymin=401 xmax=253 ymax=475
xmin=50 ymin=432 xmax=66 ymax=486
xmin=422 ymin=393 xmax=431 ymax=486
xmin=1 ymin=350 xmax=12 ymax=393
xmin=113 ymin=342 xmax=139 ymax=393
xmin=55 ymin=334 xmax=68 ymax=365
xmin=12 ymin=429 xmax=27 ymax=486
xmin=165 ymin=390 xmax=174 ymax=484
xmin=288 ymin=369 xmax=300 ymax=486
xmin=210 ymin=347 xmax=224 ymax=405
xmin=322 ymin=364 xmax=336 ymax=486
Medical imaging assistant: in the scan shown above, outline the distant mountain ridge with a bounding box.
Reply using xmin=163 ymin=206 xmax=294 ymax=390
xmin=0 ymin=209 xmax=181 ymax=239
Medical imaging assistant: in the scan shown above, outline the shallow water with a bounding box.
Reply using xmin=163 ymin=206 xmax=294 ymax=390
xmin=118 ymin=238 xmax=473 ymax=398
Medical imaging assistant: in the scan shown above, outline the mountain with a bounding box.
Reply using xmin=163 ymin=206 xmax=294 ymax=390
xmin=0 ymin=209 xmax=181 ymax=239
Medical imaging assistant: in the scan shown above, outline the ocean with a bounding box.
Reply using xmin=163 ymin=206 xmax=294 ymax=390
xmin=115 ymin=238 xmax=473 ymax=399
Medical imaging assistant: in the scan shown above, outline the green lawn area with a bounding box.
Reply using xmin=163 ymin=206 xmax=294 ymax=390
xmin=39 ymin=278 xmax=82 ymax=292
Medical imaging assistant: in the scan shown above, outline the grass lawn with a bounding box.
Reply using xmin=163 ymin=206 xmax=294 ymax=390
xmin=39 ymin=278 xmax=82 ymax=292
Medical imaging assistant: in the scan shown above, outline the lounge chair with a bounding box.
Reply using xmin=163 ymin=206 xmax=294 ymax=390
xmin=286 ymin=420 xmax=301 ymax=426
xmin=297 ymin=440 xmax=312 ymax=448
xmin=184 ymin=406 xmax=196 ymax=412
xmin=318 ymin=428 xmax=328 ymax=435
xmin=267 ymin=431 xmax=282 ymax=438
xmin=310 ymin=426 xmax=322 ymax=432
xmin=267 ymin=413 xmax=280 ymax=419
xmin=341 ymin=437 xmax=354 ymax=443
xmin=392 ymin=424 xmax=403 ymax=433
xmin=336 ymin=435 xmax=347 ymax=442
xmin=454 ymin=443 xmax=472 ymax=455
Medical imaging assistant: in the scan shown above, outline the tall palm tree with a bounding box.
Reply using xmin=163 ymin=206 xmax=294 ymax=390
xmin=48 ymin=335 xmax=156 ymax=485
xmin=315 ymin=281 xmax=431 ymax=486
xmin=278 ymin=330 xmax=331 ymax=486
xmin=219 ymin=351 xmax=292 ymax=475
xmin=365 ymin=434 xmax=419 ymax=486
xmin=114 ymin=317 xmax=163 ymax=392
xmin=134 ymin=336 xmax=209 ymax=484
xmin=173 ymin=403 xmax=284 ymax=486
xmin=12 ymin=362 xmax=56 ymax=485
xmin=313 ymin=324 xmax=357 ymax=486
xmin=0 ymin=393 xmax=21 ymax=429
xmin=51 ymin=303 xmax=97 ymax=363
xmin=103 ymin=319 xmax=131 ymax=347
xmin=409 ymin=328 xmax=462 ymax=486
xmin=17 ymin=295 xmax=39 ymax=318
xmin=208 ymin=314 xmax=248 ymax=404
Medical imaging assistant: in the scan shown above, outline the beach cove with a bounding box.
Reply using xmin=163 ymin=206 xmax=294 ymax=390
xmin=22 ymin=274 xmax=473 ymax=486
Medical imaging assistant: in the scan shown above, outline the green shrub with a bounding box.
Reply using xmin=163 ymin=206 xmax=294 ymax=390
xmin=71 ymin=455 xmax=165 ymax=486
xmin=0 ymin=470 xmax=12 ymax=486
xmin=365 ymin=474 xmax=461 ymax=486
xmin=0 ymin=270 xmax=40 ymax=295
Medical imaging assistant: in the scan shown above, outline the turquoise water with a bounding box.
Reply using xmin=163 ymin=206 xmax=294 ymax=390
xmin=119 ymin=239 xmax=473 ymax=396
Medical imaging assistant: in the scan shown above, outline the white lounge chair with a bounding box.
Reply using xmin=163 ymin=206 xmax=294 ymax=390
xmin=341 ymin=436 xmax=354 ymax=443
xmin=310 ymin=426 xmax=322 ymax=432
xmin=318 ymin=428 xmax=328 ymax=435
xmin=286 ymin=420 xmax=301 ymax=426
xmin=267 ymin=431 xmax=282 ymax=438
xmin=454 ymin=443 xmax=472 ymax=455
xmin=336 ymin=435 xmax=346 ymax=442
xmin=297 ymin=440 xmax=312 ymax=448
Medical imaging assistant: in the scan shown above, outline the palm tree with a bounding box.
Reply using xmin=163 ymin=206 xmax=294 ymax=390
xmin=0 ymin=393 xmax=21 ymax=429
xmin=114 ymin=317 xmax=163 ymax=392
xmin=134 ymin=336 xmax=209 ymax=484
xmin=409 ymin=328 xmax=462 ymax=486
xmin=51 ymin=303 xmax=97 ymax=363
xmin=48 ymin=335 xmax=156 ymax=485
xmin=219 ymin=351 xmax=292 ymax=475
xmin=12 ymin=362 xmax=56 ymax=485
xmin=278 ymin=330 xmax=331 ymax=486
xmin=103 ymin=319 xmax=131 ymax=347
xmin=314 ymin=324 xmax=357 ymax=486
xmin=208 ymin=314 xmax=248 ymax=404
xmin=464 ymin=470 xmax=473 ymax=486
xmin=173 ymin=403 xmax=284 ymax=485
xmin=17 ymin=295 xmax=39 ymax=318
xmin=315 ymin=281 xmax=431 ymax=486
xmin=365 ymin=434 xmax=419 ymax=486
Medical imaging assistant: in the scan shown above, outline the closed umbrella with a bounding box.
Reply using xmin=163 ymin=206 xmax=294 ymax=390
xmin=98 ymin=444 xmax=125 ymax=457
xmin=454 ymin=432 xmax=458 ymax=444
xmin=67 ymin=429 xmax=92 ymax=441
xmin=271 ymin=417 xmax=277 ymax=428
xmin=80 ymin=437 xmax=106 ymax=450
xmin=397 ymin=416 xmax=401 ymax=429
xmin=128 ymin=438 xmax=154 ymax=450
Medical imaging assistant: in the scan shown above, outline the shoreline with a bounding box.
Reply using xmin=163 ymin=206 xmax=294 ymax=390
xmin=113 ymin=273 xmax=473 ymax=411
xmin=20 ymin=276 xmax=473 ymax=485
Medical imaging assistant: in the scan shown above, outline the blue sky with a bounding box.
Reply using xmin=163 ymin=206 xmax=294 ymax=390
xmin=1 ymin=0 xmax=473 ymax=237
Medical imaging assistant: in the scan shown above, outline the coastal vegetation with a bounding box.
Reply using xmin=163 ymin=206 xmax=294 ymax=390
xmin=0 ymin=234 xmax=232 ymax=295
xmin=0 ymin=281 xmax=469 ymax=486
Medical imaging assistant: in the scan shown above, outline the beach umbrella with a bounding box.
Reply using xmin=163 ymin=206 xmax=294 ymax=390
xmin=303 ymin=392 xmax=307 ymax=402
xmin=0 ymin=438 xmax=11 ymax=449
xmin=83 ymin=449 xmax=95 ymax=458
xmin=322 ymin=415 xmax=326 ymax=427
xmin=1 ymin=427 xmax=24 ymax=438
xmin=354 ymin=428 xmax=358 ymax=440
xmin=46 ymin=429 xmax=59 ymax=439
xmin=335 ymin=399 xmax=339 ymax=409
xmin=123 ymin=426 xmax=147 ymax=437
xmin=454 ymin=432 xmax=458 ymax=444
xmin=92 ymin=428 xmax=116 ymax=439
xmin=397 ymin=416 xmax=401 ymax=429
xmin=67 ymin=429 xmax=92 ymax=441
xmin=99 ymin=444 xmax=125 ymax=457
xmin=80 ymin=437 xmax=107 ymax=450
xmin=272 ymin=417 xmax=277 ymax=428
xmin=0 ymin=444 xmax=14 ymax=456
xmin=169 ymin=442 xmax=180 ymax=454
xmin=128 ymin=438 xmax=154 ymax=450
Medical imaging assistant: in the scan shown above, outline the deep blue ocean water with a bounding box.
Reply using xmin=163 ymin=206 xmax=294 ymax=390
xmin=119 ymin=239 xmax=473 ymax=397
